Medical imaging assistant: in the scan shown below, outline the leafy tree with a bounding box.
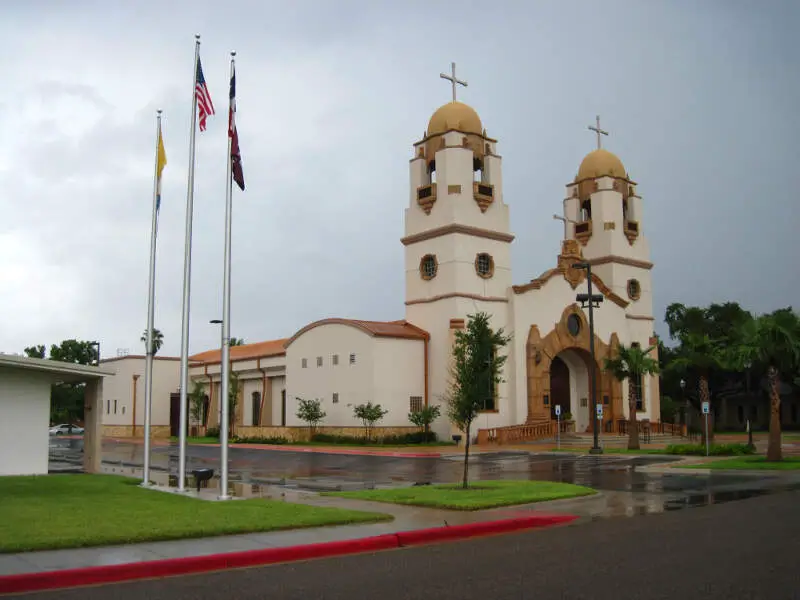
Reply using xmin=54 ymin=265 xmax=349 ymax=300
xmin=227 ymin=370 xmax=241 ymax=436
xmin=603 ymin=343 xmax=660 ymax=450
xmin=24 ymin=345 xmax=46 ymax=359
xmin=24 ymin=340 xmax=98 ymax=423
xmin=446 ymin=312 xmax=510 ymax=488
xmin=665 ymin=332 xmax=727 ymax=443
xmin=296 ymin=397 xmax=326 ymax=437
xmin=140 ymin=328 xmax=164 ymax=355
xmin=726 ymin=308 xmax=800 ymax=461
xmin=354 ymin=401 xmax=388 ymax=441
xmin=408 ymin=405 xmax=441 ymax=440
xmin=230 ymin=338 xmax=245 ymax=346
xmin=188 ymin=380 xmax=206 ymax=426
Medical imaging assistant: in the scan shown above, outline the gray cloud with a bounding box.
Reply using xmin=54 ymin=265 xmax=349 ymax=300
xmin=1 ymin=0 xmax=798 ymax=359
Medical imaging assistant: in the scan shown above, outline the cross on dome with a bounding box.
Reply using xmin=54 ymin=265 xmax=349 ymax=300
xmin=439 ymin=62 xmax=468 ymax=103
xmin=587 ymin=115 xmax=609 ymax=150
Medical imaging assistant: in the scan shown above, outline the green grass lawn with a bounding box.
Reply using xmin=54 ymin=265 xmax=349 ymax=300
xmin=678 ymin=456 xmax=800 ymax=471
xmin=549 ymin=448 xmax=668 ymax=455
xmin=324 ymin=480 xmax=596 ymax=511
xmin=169 ymin=436 xmax=219 ymax=444
xmin=0 ymin=474 xmax=391 ymax=553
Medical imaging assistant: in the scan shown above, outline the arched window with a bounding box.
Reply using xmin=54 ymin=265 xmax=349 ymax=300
xmin=252 ymin=391 xmax=261 ymax=426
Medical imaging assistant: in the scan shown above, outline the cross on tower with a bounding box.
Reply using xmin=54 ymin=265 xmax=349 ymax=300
xmin=587 ymin=115 xmax=608 ymax=150
xmin=440 ymin=62 xmax=468 ymax=103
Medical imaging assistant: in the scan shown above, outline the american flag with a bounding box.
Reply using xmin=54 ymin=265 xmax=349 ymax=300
xmin=195 ymin=57 xmax=215 ymax=131
xmin=229 ymin=65 xmax=244 ymax=191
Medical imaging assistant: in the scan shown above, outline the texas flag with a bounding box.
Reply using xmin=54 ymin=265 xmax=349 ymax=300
xmin=229 ymin=66 xmax=244 ymax=191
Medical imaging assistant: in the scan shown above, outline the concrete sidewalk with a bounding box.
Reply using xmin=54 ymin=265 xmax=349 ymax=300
xmin=0 ymin=487 xmax=592 ymax=578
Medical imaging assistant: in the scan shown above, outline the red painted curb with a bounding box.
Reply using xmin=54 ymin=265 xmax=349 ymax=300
xmin=0 ymin=514 xmax=576 ymax=595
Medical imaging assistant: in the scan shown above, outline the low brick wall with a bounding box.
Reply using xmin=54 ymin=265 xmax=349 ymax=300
xmin=234 ymin=425 xmax=418 ymax=442
xmin=103 ymin=425 xmax=171 ymax=439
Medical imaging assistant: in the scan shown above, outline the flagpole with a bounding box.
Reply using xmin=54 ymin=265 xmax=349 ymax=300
xmin=177 ymin=35 xmax=201 ymax=493
xmin=141 ymin=110 xmax=163 ymax=488
xmin=218 ymin=52 xmax=237 ymax=501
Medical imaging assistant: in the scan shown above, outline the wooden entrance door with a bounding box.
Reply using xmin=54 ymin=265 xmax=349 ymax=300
xmin=550 ymin=356 xmax=571 ymax=419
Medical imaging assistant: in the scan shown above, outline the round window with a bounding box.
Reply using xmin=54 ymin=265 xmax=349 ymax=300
xmin=475 ymin=253 xmax=494 ymax=278
xmin=420 ymin=254 xmax=437 ymax=280
xmin=627 ymin=279 xmax=641 ymax=301
xmin=567 ymin=314 xmax=581 ymax=337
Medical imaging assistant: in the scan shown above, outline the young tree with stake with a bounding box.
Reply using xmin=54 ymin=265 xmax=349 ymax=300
xmin=446 ymin=312 xmax=510 ymax=489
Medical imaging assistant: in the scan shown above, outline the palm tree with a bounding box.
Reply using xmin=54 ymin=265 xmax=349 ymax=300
xmin=603 ymin=343 xmax=660 ymax=450
xmin=727 ymin=309 xmax=800 ymax=461
xmin=140 ymin=328 xmax=164 ymax=355
xmin=665 ymin=332 xmax=726 ymax=444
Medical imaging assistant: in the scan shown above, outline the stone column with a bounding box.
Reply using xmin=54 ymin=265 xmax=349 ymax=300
xmin=83 ymin=378 xmax=104 ymax=474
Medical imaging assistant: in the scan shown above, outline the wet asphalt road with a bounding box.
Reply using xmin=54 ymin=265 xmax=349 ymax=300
xmin=16 ymin=488 xmax=800 ymax=599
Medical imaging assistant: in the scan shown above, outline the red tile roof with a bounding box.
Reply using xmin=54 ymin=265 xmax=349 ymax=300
xmin=189 ymin=319 xmax=429 ymax=364
xmin=283 ymin=318 xmax=428 ymax=348
xmin=189 ymin=339 xmax=289 ymax=365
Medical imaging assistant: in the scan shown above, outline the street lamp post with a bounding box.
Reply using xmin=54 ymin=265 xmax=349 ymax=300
xmin=572 ymin=262 xmax=604 ymax=454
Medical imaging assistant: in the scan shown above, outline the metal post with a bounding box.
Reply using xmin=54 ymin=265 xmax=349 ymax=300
xmin=557 ymin=411 xmax=561 ymax=450
xmin=177 ymin=36 xmax=202 ymax=493
xmin=217 ymin=52 xmax=237 ymax=501
xmin=704 ymin=412 xmax=710 ymax=456
xmin=586 ymin=264 xmax=601 ymax=454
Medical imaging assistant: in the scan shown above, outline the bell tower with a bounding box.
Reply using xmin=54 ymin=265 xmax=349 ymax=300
xmin=402 ymin=63 xmax=513 ymax=419
xmin=560 ymin=115 xmax=654 ymax=321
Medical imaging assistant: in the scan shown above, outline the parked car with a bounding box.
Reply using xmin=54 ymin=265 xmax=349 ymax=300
xmin=49 ymin=424 xmax=84 ymax=435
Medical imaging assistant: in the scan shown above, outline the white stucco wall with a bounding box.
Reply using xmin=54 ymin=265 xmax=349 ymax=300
xmin=372 ymin=337 xmax=426 ymax=426
xmin=0 ymin=369 xmax=52 ymax=476
xmin=101 ymin=357 xmax=181 ymax=427
xmin=284 ymin=323 xmax=375 ymax=428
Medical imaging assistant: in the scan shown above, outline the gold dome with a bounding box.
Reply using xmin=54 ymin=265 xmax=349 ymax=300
xmin=575 ymin=149 xmax=627 ymax=181
xmin=427 ymin=101 xmax=483 ymax=136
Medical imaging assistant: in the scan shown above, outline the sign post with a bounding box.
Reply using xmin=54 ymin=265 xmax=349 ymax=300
xmin=555 ymin=404 xmax=562 ymax=450
xmin=702 ymin=401 xmax=710 ymax=456
xmin=596 ymin=404 xmax=604 ymax=449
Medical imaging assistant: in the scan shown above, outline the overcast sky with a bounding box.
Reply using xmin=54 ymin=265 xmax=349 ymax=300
xmin=1 ymin=0 xmax=798 ymax=359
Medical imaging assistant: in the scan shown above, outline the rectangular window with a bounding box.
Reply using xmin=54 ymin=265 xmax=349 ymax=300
xmin=332 ymin=354 xmax=339 ymax=366
xmin=543 ymin=394 xmax=550 ymax=406
xmin=349 ymin=353 xmax=356 ymax=364
xmin=737 ymin=405 xmax=745 ymax=424
xmin=409 ymin=396 xmax=423 ymax=413
xmin=580 ymin=397 xmax=588 ymax=408
xmin=603 ymin=395 xmax=609 ymax=406
xmin=113 ymin=399 xmax=117 ymax=414
xmin=633 ymin=376 xmax=644 ymax=411
xmin=107 ymin=399 xmax=110 ymax=414
xmin=301 ymin=358 xmax=307 ymax=368
xmin=332 ymin=392 xmax=339 ymax=404
xmin=317 ymin=356 xmax=323 ymax=367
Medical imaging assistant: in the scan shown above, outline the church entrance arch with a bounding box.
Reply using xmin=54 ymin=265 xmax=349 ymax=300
xmin=526 ymin=305 xmax=623 ymax=432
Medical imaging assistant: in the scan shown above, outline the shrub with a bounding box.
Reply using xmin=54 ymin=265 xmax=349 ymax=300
xmin=206 ymin=427 xmax=220 ymax=438
xmin=231 ymin=436 xmax=289 ymax=445
xmin=664 ymin=443 xmax=755 ymax=456
xmin=310 ymin=431 xmax=438 ymax=445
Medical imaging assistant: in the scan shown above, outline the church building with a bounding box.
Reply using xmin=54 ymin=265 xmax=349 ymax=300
xmin=184 ymin=70 xmax=660 ymax=443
